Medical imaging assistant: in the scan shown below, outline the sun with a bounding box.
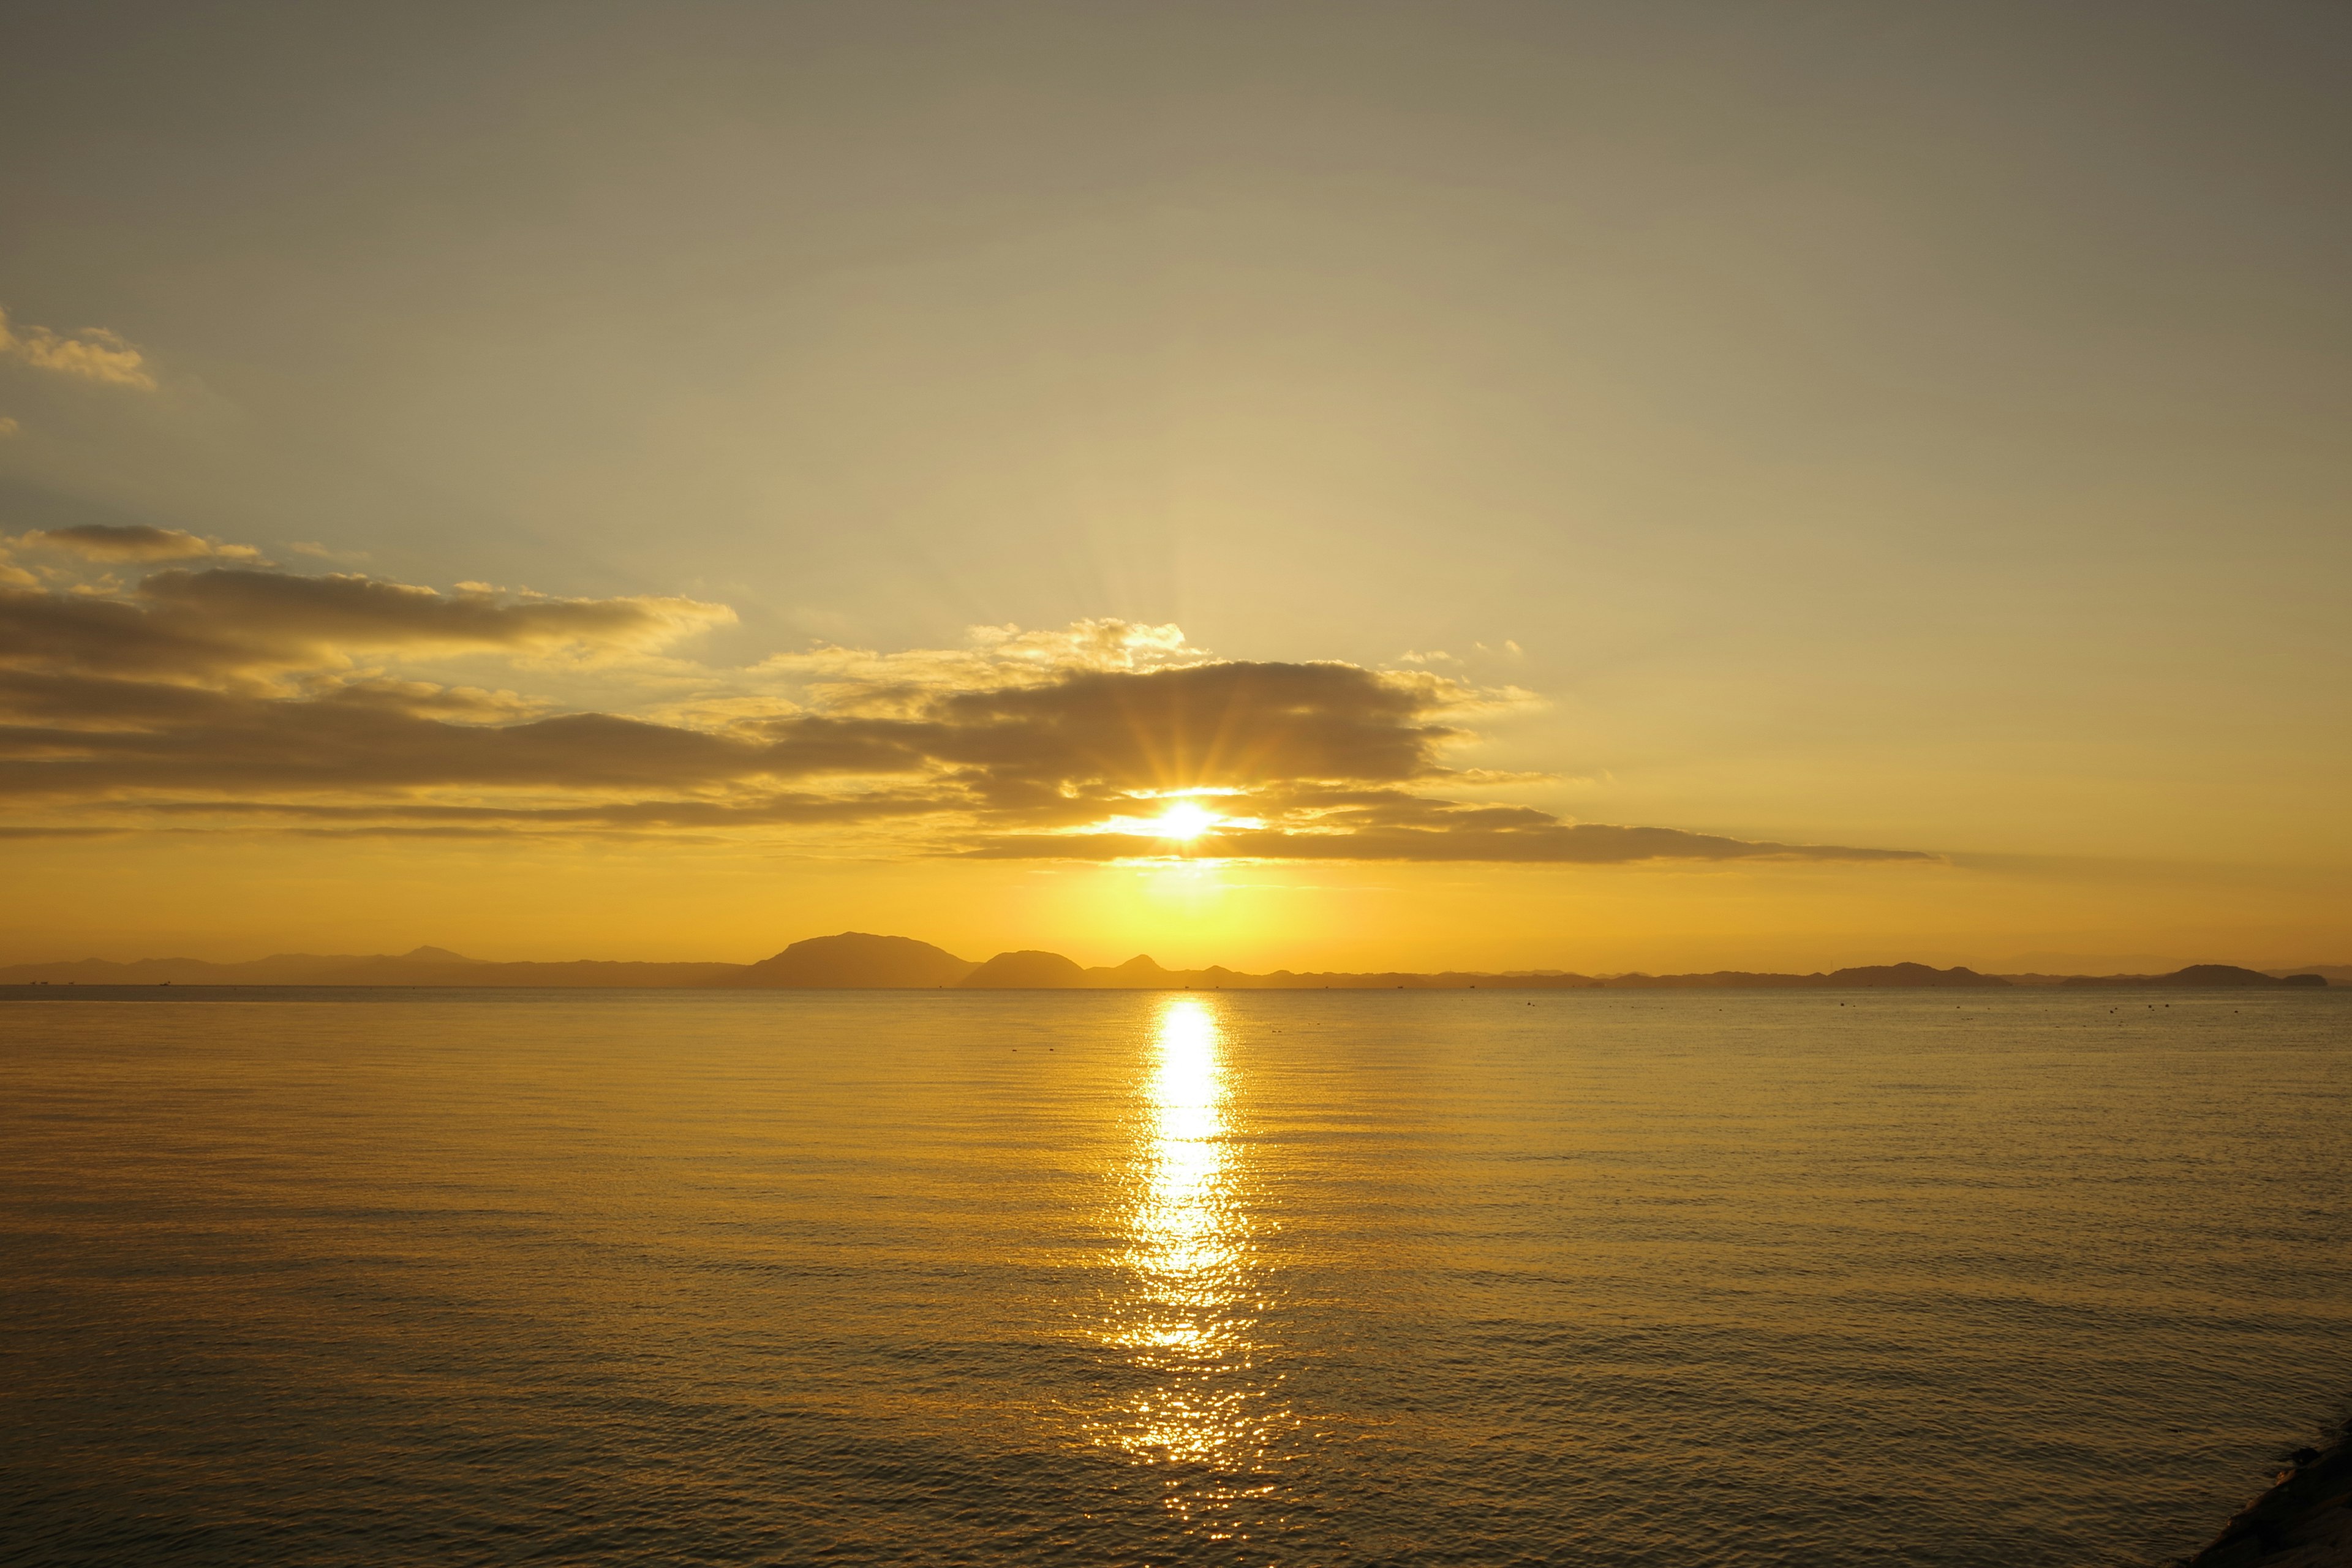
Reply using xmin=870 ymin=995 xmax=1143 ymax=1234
xmin=1153 ymin=801 xmax=1220 ymax=840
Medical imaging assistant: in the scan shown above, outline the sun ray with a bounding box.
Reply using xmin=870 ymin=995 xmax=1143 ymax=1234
xmin=1155 ymin=801 xmax=1219 ymax=840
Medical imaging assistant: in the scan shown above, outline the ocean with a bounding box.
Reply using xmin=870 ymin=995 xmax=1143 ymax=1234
xmin=3 ymin=988 xmax=2347 ymax=1566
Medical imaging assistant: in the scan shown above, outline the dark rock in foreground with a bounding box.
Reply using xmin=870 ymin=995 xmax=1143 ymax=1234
xmin=2179 ymin=1420 xmax=2352 ymax=1566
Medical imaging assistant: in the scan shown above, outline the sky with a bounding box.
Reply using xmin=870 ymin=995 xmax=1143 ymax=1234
xmin=2 ymin=0 xmax=2347 ymax=972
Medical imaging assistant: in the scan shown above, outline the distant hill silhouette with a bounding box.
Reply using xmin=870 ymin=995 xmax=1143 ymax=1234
xmin=2059 ymin=963 xmax=2326 ymax=989
xmin=1596 ymin=962 xmax=2008 ymax=990
xmin=0 ymin=940 xmax=2330 ymax=991
xmin=0 ymin=950 xmax=739 ymax=987
xmin=734 ymin=933 xmax=975 ymax=988
xmin=962 ymin=950 xmax=1090 ymax=988
xmin=2263 ymin=963 xmax=2352 ymax=985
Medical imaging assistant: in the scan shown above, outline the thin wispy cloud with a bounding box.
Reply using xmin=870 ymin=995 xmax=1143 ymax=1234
xmin=0 ymin=306 xmax=156 ymax=390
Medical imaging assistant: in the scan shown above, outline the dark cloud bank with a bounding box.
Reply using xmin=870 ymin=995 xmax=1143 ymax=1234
xmin=0 ymin=564 xmax=1934 ymax=864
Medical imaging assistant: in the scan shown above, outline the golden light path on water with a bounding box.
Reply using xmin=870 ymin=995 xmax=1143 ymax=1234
xmin=1088 ymin=997 xmax=1292 ymax=1533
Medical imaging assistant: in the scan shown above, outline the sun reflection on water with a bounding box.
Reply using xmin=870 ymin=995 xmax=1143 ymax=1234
xmin=1088 ymin=997 xmax=1291 ymax=1526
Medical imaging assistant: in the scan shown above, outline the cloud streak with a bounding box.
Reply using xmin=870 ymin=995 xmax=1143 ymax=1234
xmin=962 ymin=820 xmax=1929 ymax=864
xmin=19 ymin=525 xmax=262 ymax=564
xmin=0 ymin=569 xmax=734 ymax=684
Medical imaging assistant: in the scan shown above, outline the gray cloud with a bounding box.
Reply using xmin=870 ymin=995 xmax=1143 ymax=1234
xmin=0 ymin=673 xmax=775 ymax=797
xmin=0 ymin=568 xmax=733 ymax=681
xmin=916 ymin=661 xmax=1461 ymax=789
xmin=0 ymin=565 xmax=1936 ymax=864
xmin=20 ymin=525 xmax=261 ymax=563
xmin=126 ymin=791 xmax=952 ymax=828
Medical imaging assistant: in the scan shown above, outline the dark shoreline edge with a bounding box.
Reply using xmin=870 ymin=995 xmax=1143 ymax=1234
xmin=2179 ymin=1419 xmax=2352 ymax=1567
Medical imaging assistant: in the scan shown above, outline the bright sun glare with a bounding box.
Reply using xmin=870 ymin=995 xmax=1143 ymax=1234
xmin=1154 ymin=802 xmax=1219 ymax=840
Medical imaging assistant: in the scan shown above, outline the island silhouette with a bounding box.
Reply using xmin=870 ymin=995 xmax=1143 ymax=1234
xmin=0 ymin=932 xmax=2331 ymax=990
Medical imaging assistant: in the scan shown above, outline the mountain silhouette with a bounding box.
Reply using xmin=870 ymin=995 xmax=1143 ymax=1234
xmin=961 ymin=950 xmax=1090 ymax=988
xmin=1826 ymin=962 xmax=2003 ymax=987
xmin=0 ymin=940 xmax=2329 ymax=991
xmin=734 ymin=933 xmax=976 ymax=988
xmin=2060 ymin=963 xmax=2324 ymax=989
xmin=0 ymin=949 xmax=738 ymax=986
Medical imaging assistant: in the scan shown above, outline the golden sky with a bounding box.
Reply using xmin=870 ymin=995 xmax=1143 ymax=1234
xmin=1 ymin=2 xmax=2346 ymax=971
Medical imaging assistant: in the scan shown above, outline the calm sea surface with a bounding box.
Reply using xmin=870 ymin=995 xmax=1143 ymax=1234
xmin=3 ymin=989 xmax=2348 ymax=1567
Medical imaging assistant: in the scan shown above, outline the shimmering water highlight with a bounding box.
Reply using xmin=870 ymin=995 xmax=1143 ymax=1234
xmin=2 ymin=988 xmax=2348 ymax=1566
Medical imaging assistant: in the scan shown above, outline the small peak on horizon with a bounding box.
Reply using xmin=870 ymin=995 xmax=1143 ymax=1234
xmin=401 ymin=945 xmax=476 ymax=962
xmin=963 ymin=949 xmax=1087 ymax=987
